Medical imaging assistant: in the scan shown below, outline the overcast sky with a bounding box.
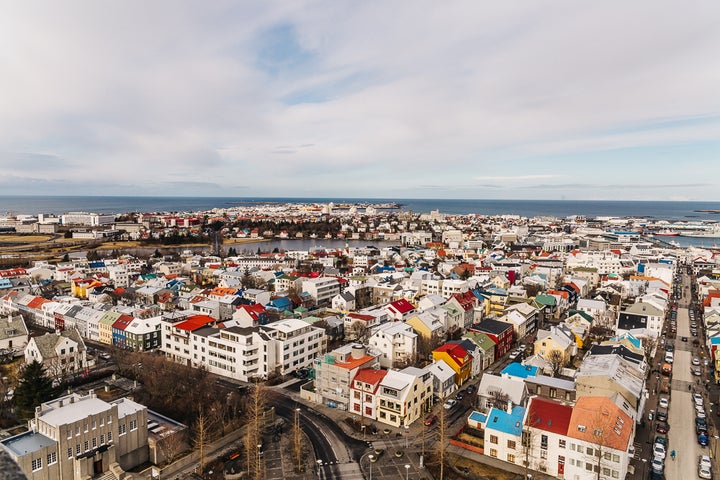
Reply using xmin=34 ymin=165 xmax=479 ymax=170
xmin=1 ymin=1 xmax=719 ymax=200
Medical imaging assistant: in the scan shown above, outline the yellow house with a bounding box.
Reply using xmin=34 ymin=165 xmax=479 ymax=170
xmin=432 ymin=343 xmax=472 ymax=386
xmin=406 ymin=313 xmax=445 ymax=341
xmin=71 ymin=278 xmax=103 ymax=299
xmin=534 ymin=324 xmax=577 ymax=366
xmin=98 ymin=311 xmax=122 ymax=345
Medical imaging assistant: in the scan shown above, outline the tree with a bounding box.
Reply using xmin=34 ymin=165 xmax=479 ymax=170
xmin=642 ymin=338 xmax=658 ymax=364
xmin=489 ymin=389 xmax=510 ymax=410
xmin=157 ymin=429 xmax=187 ymax=466
xmin=14 ymin=361 xmax=56 ymax=419
xmin=192 ymin=407 xmax=215 ymax=472
xmin=243 ymin=383 xmax=267 ymax=480
xmin=347 ymin=320 xmax=368 ymax=342
xmin=547 ymin=350 xmax=566 ymax=377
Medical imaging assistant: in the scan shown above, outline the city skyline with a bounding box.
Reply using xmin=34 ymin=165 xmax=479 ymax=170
xmin=1 ymin=1 xmax=719 ymax=200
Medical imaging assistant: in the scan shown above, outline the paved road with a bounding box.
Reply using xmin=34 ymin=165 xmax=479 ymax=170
xmin=665 ymin=274 xmax=704 ymax=479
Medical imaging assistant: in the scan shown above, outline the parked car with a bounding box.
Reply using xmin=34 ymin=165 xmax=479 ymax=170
xmin=466 ymin=384 xmax=476 ymax=394
xmin=652 ymin=456 xmax=664 ymax=474
xmin=698 ymin=432 xmax=709 ymax=446
xmin=654 ymin=435 xmax=667 ymax=449
xmin=653 ymin=443 xmax=666 ymax=460
xmin=443 ymin=399 xmax=457 ymax=410
xmin=424 ymin=413 xmax=437 ymax=426
xmin=656 ymin=422 xmax=669 ymax=434
xmin=693 ymin=367 xmax=703 ymax=376
xmin=693 ymin=357 xmax=701 ymax=366
xmin=659 ymin=397 xmax=669 ymax=409
xmin=696 ymin=417 xmax=708 ymax=433
xmin=656 ymin=410 xmax=667 ymax=422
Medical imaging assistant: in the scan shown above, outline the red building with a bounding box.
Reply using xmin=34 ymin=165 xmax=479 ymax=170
xmin=470 ymin=318 xmax=514 ymax=360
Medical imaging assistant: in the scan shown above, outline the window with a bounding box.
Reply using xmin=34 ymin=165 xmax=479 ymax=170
xmin=66 ymin=428 xmax=72 ymax=439
xmin=107 ymin=414 xmax=112 ymax=424
xmin=612 ymin=454 xmax=620 ymax=462
xmin=541 ymin=435 xmax=548 ymax=449
xmin=92 ymin=420 xmax=96 ymax=429
xmin=100 ymin=434 xmax=105 ymax=445
xmin=507 ymin=440 xmax=516 ymax=449
xmin=586 ymin=447 xmax=594 ymax=456
xmin=31 ymin=457 xmax=42 ymax=471
xmin=47 ymin=451 xmax=57 ymax=465
xmin=489 ymin=448 xmax=498 ymax=458
xmin=507 ymin=453 xmax=516 ymax=463
xmin=107 ymin=431 xmax=112 ymax=442
xmin=84 ymin=441 xmax=89 ymax=451
xmin=559 ymin=439 xmax=566 ymax=449
xmin=67 ymin=447 xmax=73 ymax=459
xmin=92 ymin=437 xmax=97 ymax=448
xmin=586 ymin=462 xmax=593 ymax=471
xmin=489 ymin=435 xmax=498 ymax=444
xmin=84 ymin=423 xmax=88 ymax=433
xmin=540 ymin=449 xmax=547 ymax=459
xmin=76 ymin=444 xmax=81 ymax=455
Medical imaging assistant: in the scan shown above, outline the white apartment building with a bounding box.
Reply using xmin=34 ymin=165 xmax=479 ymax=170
xmin=302 ymin=277 xmax=341 ymax=305
xmin=368 ymin=321 xmax=417 ymax=368
xmin=263 ymin=318 xmax=326 ymax=375
xmin=60 ymin=212 xmax=115 ymax=226
xmin=420 ymin=279 xmax=469 ymax=298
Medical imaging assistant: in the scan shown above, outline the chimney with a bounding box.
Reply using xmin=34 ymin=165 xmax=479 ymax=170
xmin=351 ymin=344 xmax=365 ymax=359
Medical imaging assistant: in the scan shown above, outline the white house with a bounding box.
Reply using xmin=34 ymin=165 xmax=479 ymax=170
xmin=368 ymin=321 xmax=417 ymax=368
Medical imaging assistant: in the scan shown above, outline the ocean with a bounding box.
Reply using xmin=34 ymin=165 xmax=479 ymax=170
xmin=1 ymin=196 xmax=720 ymax=221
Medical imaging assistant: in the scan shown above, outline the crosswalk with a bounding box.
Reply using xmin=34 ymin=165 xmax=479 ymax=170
xmin=318 ymin=461 xmax=364 ymax=479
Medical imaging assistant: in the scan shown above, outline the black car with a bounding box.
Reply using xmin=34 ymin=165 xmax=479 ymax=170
xmin=696 ymin=417 xmax=708 ymax=432
xmin=682 ymin=337 xmax=688 ymax=342
xmin=656 ymin=410 xmax=667 ymax=422
xmin=665 ymin=344 xmax=674 ymax=352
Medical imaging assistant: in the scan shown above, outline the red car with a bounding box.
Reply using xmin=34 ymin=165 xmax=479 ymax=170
xmin=424 ymin=413 xmax=437 ymax=426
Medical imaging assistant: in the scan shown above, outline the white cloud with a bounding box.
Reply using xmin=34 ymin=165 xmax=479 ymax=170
xmin=0 ymin=1 xmax=719 ymax=199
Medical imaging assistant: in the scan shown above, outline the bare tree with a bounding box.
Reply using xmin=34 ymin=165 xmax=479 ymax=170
xmin=642 ymin=338 xmax=658 ymax=364
xmin=293 ymin=406 xmax=304 ymax=472
xmin=157 ymin=429 xmax=187 ymax=466
xmin=489 ymin=389 xmax=511 ymax=410
xmin=547 ymin=350 xmax=566 ymax=377
xmin=347 ymin=320 xmax=368 ymax=342
xmin=243 ymin=383 xmax=268 ymax=480
xmin=192 ymin=407 xmax=215 ymax=472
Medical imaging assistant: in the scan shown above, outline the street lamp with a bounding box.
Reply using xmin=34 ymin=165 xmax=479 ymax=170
xmin=405 ymin=425 xmax=409 ymax=448
xmin=641 ymin=458 xmax=647 ymax=479
xmin=257 ymin=444 xmax=262 ymax=480
xmin=317 ymin=459 xmax=323 ymax=479
xmin=405 ymin=464 xmax=410 ymax=480
xmin=714 ymin=435 xmax=719 ymax=460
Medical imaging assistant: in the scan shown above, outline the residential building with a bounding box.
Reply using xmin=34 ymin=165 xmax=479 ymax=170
xmin=0 ymin=391 xmax=148 ymax=480
xmin=312 ymin=344 xmax=380 ymax=410
xmin=471 ymin=319 xmax=514 ymax=360
xmin=432 ymin=343 xmax=472 ymax=386
xmin=301 ymin=277 xmax=340 ymax=305
xmin=0 ymin=313 xmax=28 ymax=356
xmin=375 ymin=369 xmax=432 ymax=427
xmin=368 ymin=321 xmax=417 ymax=368
xmin=350 ymin=368 xmax=388 ymax=420
xmin=24 ymin=329 xmax=88 ymax=380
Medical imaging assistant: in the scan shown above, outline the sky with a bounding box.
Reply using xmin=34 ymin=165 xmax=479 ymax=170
xmin=1 ymin=1 xmax=719 ymax=201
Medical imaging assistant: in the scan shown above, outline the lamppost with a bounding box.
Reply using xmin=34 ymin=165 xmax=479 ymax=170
xmin=405 ymin=425 xmax=409 ymax=448
xmin=714 ymin=435 xmax=719 ymax=460
xmin=317 ymin=459 xmax=323 ymax=479
xmin=641 ymin=458 xmax=647 ymax=479
xmin=405 ymin=464 xmax=410 ymax=480
xmin=257 ymin=444 xmax=262 ymax=480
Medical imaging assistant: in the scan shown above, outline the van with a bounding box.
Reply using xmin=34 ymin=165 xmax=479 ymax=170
xmin=665 ymin=352 xmax=674 ymax=364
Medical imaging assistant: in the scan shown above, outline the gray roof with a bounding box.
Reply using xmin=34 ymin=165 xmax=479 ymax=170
xmin=0 ymin=314 xmax=28 ymax=341
xmin=31 ymin=328 xmax=85 ymax=359
xmin=525 ymin=374 xmax=575 ymax=390
xmin=1 ymin=430 xmax=55 ymax=457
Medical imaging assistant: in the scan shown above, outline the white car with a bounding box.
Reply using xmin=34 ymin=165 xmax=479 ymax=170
xmin=653 ymin=443 xmax=666 ymax=460
xmin=443 ymin=399 xmax=457 ymax=410
xmin=694 ymin=394 xmax=704 ymax=407
xmin=692 ymin=357 xmax=701 ymax=366
xmin=699 ymin=455 xmax=712 ymax=470
xmin=659 ymin=397 xmax=669 ymax=409
xmin=697 ymin=409 xmax=707 ymax=419
xmin=652 ymin=456 xmax=664 ymax=473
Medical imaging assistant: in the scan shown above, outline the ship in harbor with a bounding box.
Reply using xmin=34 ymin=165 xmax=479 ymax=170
xmin=678 ymin=224 xmax=720 ymax=238
xmin=653 ymin=229 xmax=680 ymax=236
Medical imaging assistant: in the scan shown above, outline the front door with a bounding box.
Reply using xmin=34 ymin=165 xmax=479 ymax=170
xmin=94 ymin=459 xmax=103 ymax=475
